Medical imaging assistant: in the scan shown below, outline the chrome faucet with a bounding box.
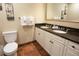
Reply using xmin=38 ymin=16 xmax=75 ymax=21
xmin=52 ymin=25 xmax=58 ymax=29
xmin=66 ymin=29 xmax=70 ymax=32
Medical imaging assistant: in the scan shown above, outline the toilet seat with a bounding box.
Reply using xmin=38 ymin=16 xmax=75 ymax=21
xmin=3 ymin=42 xmax=18 ymax=53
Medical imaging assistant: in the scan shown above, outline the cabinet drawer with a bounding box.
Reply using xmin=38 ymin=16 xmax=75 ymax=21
xmin=51 ymin=34 xmax=66 ymax=44
xmin=66 ymin=46 xmax=79 ymax=56
xmin=45 ymin=31 xmax=54 ymax=39
xmin=44 ymin=31 xmax=66 ymax=44
xmin=68 ymin=41 xmax=79 ymax=52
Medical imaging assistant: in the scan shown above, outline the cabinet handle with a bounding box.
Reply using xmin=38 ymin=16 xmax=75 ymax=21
xmin=72 ymin=46 xmax=75 ymax=49
xmin=50 ymin=41 xmax=53 ymax=44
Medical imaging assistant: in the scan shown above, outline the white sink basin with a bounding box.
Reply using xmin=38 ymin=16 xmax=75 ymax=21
xmin=41 ymin=26 xmax=49 ymax=29
xmin=53 ymin=30 xmax=67 ymax=34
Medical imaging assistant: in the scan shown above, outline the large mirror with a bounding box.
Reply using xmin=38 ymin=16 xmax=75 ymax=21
xmin=46 ymin=3 xmax=79 ymax=22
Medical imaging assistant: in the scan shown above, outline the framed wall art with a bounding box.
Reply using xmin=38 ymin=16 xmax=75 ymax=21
xmin=5 ymin=3 xmax=14 ymax=20
xmin=0 ymin=3 xmax=2 ymax=10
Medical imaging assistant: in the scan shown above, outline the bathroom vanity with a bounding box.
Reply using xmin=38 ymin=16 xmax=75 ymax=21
xmin=35 ymin=23 xmax=79 ymax=56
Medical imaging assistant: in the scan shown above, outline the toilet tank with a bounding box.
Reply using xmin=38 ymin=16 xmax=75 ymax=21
xmin=2 ymin=31 xmax=17 ymax=43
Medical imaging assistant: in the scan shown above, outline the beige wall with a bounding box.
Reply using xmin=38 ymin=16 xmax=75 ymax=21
xmin=47 ymin=3 xmax=65 ymax=19
xmin=0 ymin=32 xmax=5 ymax=55
xmin=13 ymin=3 xmax=45 ymax=44
xmin=46 ymin=3 xmax=79 ymax=29
xmin=67 ymin=4 xmax=79 ymax=21
xmin=0 ymin=3 xmax=45 ymax=45
xmin=46 ymin=20 xmax=79 ymax=29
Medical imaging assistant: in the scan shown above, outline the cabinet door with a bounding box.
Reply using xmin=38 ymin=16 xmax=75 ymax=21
xmin=44 ymin=35 xmax=52 ymax=54
xmin=35 ymin=28 xmax=41 ymax=43
xmin=35 ymin=28 xmax=53 ymax=55
xmin=44 ymin=31 xmax=65 ymax=56
xmin=39 ymin=29 xmax=45 ymax=48
xmin=65 ymin=40 xmax=79 ymax=56
xmin=35 ymin=27 xmax=65 ymax=56
xmin=43 ymin=31 xmax=54 ymax=55
xmin=65 ymin=47 xmax=79 ymax=56
xmin=51 ymin=40 xmax=64 ymax=56
xmin=35 ymin=28 xmax=45 ymax=48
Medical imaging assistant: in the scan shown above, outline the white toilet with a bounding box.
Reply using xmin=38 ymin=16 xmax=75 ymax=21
xmin=2 ymin=31 xmax=18 ymax=56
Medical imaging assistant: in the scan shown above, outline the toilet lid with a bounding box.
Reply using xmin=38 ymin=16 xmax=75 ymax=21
xmin=4 ymin=42 xmax=18 ymax=53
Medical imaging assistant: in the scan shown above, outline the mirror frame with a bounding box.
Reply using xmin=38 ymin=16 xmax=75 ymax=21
xmin=45 ymin=3 xmax=79 ymax=23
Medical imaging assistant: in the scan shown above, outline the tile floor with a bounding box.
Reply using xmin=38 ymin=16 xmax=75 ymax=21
xmin=17 ymin=41 xmax=49 ymax=56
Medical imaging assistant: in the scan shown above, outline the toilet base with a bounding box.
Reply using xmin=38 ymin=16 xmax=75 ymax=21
xmin=4 ymin=53 xmax=17 ymax=56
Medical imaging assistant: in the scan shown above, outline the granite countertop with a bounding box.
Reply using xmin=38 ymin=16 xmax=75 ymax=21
xmin=35 ymin=23 xmax=79 ymax=44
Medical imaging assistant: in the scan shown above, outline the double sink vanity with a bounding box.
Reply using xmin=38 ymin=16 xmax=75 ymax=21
xmin=35 ymin=23 xmax=79 ymax=56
